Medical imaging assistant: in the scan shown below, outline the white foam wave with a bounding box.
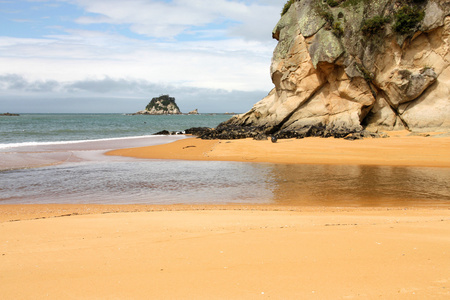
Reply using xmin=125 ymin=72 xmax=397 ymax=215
xmin=0 ymin=135 xmax=181 ymax=150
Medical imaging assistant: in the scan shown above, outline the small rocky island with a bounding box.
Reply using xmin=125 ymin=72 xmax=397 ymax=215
xmin=1 ymin=113 xmax=20 ymax=116
xmin=135 ymin=95 xmax=182 ymax=115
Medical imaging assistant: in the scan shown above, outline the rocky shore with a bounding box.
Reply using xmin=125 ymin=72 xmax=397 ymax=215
xmin=184 ymin=124 xmax=388 ymax=140
xmin=155 ymin=124 xmax=387 ymax=141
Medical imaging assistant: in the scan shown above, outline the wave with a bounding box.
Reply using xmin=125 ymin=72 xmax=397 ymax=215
xmin=0 ymin=134 xmax=181 ymax=150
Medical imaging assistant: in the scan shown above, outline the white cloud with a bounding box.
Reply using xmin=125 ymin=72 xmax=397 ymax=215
xmin=0 ymin=0 xmax=284 ymax=112
xmin=72 ymin=0 xmax=283 ymax=41
xmin=0 ymin=29 xmax=276 ymax=91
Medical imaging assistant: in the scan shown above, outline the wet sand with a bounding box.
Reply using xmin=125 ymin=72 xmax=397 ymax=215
xmin=2 ymin=132 xmax=450 ymax=298
xmin=0 ymin=135 xmax=186 ymax=171
xmin=106 ymin=131 xmax=450 ymax=168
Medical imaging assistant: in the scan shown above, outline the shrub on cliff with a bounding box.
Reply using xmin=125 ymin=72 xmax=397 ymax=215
xmin=332 ymin=22 xmax=344 ymax=37
xmin=281 ymin=0 xmax=294 ymax=16
xmin=361 ymin=16 xmax=391 ymax=36
xmin=342 ymin=0 xmax=367 ymax=8
xmin=326 ymin=0 xmax=344 ymax=7
xmin=393 ymin=5 xmax=425 ymax=35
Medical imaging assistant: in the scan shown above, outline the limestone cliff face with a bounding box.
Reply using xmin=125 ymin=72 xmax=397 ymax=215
xmin=224 ymin=0 xmax=450 ymax=135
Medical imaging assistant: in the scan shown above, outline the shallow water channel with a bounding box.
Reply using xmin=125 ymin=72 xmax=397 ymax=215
xmin=1 ymin=135 xmax=449 ymax=206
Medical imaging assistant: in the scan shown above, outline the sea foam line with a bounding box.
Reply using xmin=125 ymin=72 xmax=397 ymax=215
xmin=0 ymin=135 xmax=180 ymax=149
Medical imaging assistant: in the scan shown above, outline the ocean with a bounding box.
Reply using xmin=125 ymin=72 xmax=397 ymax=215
xmin=0 ymin=113 xmax=231 ymax=145
xmin=1 ymin=114 xmax=449 ymax=205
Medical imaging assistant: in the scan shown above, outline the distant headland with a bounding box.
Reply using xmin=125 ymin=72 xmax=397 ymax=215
xmin=1 ymin=113 xmax=20 ymax=116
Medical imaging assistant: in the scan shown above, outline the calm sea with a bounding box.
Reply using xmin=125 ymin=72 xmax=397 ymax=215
xmin=0 ymin=114 xmax=449 ymax=206
xmin=0 ymin=113 xmax=231 ymax=146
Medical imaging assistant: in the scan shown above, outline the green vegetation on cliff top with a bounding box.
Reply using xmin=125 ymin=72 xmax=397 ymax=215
xmin=281 ymin=0 xmax=294 ymax=16
xmin=281 ymin=0 xmax=426 ymax=36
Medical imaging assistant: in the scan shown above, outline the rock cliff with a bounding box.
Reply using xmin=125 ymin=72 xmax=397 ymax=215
xmin=205 ymin=0 xmax=450 ymax=139
xmin=136 ymin=95 xmax=181 ymax=115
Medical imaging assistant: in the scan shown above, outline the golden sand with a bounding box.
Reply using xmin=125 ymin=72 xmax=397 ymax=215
xmin=106 ymin=131 xmax=450 ymax=167
xmin=1 ymin=205 xmax=449 ymax=299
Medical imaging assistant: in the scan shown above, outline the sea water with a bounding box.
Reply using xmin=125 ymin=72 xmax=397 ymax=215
xmin=0 ymin=113 xmax=231 ymax=146
xmin=0 ymin=114 xmax=449 ymax=206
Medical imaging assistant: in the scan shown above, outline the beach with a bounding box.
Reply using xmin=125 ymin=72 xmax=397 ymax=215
xmin=2 ymin=132 xmax=450 ymax=299
xmin=3 ymin=0 xmax=450 ymax=297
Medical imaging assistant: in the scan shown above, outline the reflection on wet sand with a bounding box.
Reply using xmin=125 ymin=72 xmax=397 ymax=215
xmin=263 ymin=164 xmax=450 ymax=206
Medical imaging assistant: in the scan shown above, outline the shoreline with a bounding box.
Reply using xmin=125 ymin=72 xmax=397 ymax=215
xmin=106 ymin=131 xmax=450 ymax=168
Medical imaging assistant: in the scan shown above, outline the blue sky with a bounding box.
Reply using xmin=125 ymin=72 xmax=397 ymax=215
xmin=0 ymin=0 xmax=283 ymax=113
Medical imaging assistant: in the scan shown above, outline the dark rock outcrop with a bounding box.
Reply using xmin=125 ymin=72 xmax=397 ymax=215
xmin=184 ymin=127 xmax=212 ymax=136
xmin=195 ymin=124 xmax=385 ymax=140
xmin=153 ymin=130 xmax=185 ymax=135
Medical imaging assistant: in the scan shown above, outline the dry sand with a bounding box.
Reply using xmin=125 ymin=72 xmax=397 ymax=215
xmin=1 ymin=205 xmax=450 ymax=299
xmin=2 ymin=132 xmax=450 ymax=299
xmin=106 ymin=131 xmax=450 ymax=167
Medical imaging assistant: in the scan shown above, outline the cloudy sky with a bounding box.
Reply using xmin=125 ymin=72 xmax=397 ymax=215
xmin=0 ymin=0 xmax=283 ymax=113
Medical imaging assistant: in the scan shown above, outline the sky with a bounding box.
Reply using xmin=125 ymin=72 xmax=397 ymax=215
xmin=0 ymin=0 xmax=283 ymax=113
